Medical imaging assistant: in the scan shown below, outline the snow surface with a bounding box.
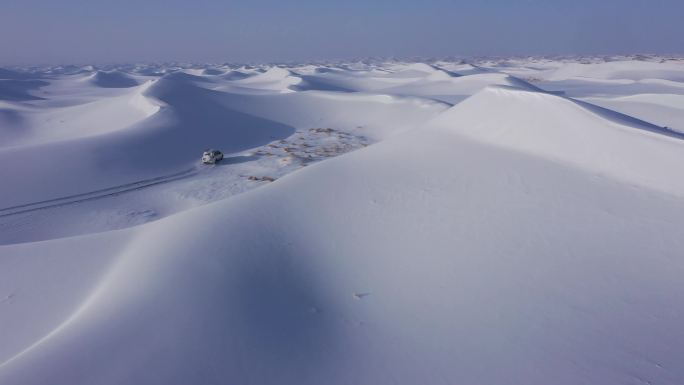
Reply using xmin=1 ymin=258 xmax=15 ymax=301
xmin=2 ymin=55 xmax=684 ymax=385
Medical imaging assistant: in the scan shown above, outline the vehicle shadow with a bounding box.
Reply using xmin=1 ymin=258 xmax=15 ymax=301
xmin=217 ymin=154 xmax=260 ymax=166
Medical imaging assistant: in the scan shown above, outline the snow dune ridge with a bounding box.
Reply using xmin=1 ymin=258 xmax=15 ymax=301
xmin=431 ymin=85 xmax=684 ymax=195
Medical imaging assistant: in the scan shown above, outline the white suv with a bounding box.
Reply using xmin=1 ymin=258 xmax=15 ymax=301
xmin=202 ymin=149 xmax=224 ymax=164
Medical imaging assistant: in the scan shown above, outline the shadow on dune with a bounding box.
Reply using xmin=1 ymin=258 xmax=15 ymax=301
xmin=221 ymin=70 xmax=254 ymax=81
xmin=571 ymin=98 xmax=684 ymax=140
xmin=202 ymin=68 xmax=226 ymax=76
xmin=217 ymin=154 xmax=260 ymax=165
xmin=505 ymin=76 xmax=565 ymax=95
xmin=162 ymin=71 xmax=214 ymax=83
xmin=0 ymin=109 xmax=27 ymax=144
xmin=0 ymin=216 xmax=341 ymax=385
xmin=0 ymin=79 xmax=48 ymax=101
xmin=0 ymin=108 xmax=24 ymax=126
xmin=228 ymin=245 xmax=340 ymax=380
xmin=293 ymin=75 xmax=357 ymax=92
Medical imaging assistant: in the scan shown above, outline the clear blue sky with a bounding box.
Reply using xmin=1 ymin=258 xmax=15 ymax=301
xmin=1 ymin=0 xmax=682 ymax=65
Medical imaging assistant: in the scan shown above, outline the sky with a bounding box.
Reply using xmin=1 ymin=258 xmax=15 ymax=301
xmin=1 ymin=0 xmax=683 ymax=65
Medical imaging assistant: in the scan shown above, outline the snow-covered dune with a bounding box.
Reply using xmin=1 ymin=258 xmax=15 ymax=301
xmin=582 ymin=93 xmax=684 ymax=133
xmin=2 ymin=58 xmax=684 ymax=385
xmin=1 ymin=81 xmax=161 ymax=147
xmin=0 ymin=79 xmax=48 ymax=101
xmin=230 ymin=67 xmax=303 ymax=93
xmin=430 ymin=86 xmax=684 ymax=195
xmin=215 ymin=90 xmax=448 ymax=140
xmin=380 ymin=72 xmax=548 ymax=103
xmin=88 ymin=71 xmax=140 ymax=88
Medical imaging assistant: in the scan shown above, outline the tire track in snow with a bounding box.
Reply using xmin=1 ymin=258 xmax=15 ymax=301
xmin=0 ymin=167 xmax=199 ymax=218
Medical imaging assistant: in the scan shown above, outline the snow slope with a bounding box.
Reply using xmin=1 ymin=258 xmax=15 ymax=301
xmin=2 ymin=58 xmax=684 ymax=385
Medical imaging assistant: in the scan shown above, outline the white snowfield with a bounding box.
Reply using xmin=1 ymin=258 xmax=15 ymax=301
xmin=1 ymin=56 xmax=684 ymax=385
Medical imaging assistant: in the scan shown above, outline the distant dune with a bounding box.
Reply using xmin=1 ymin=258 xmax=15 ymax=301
xmin=89 ymin=70 xmax=140 ymax=88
